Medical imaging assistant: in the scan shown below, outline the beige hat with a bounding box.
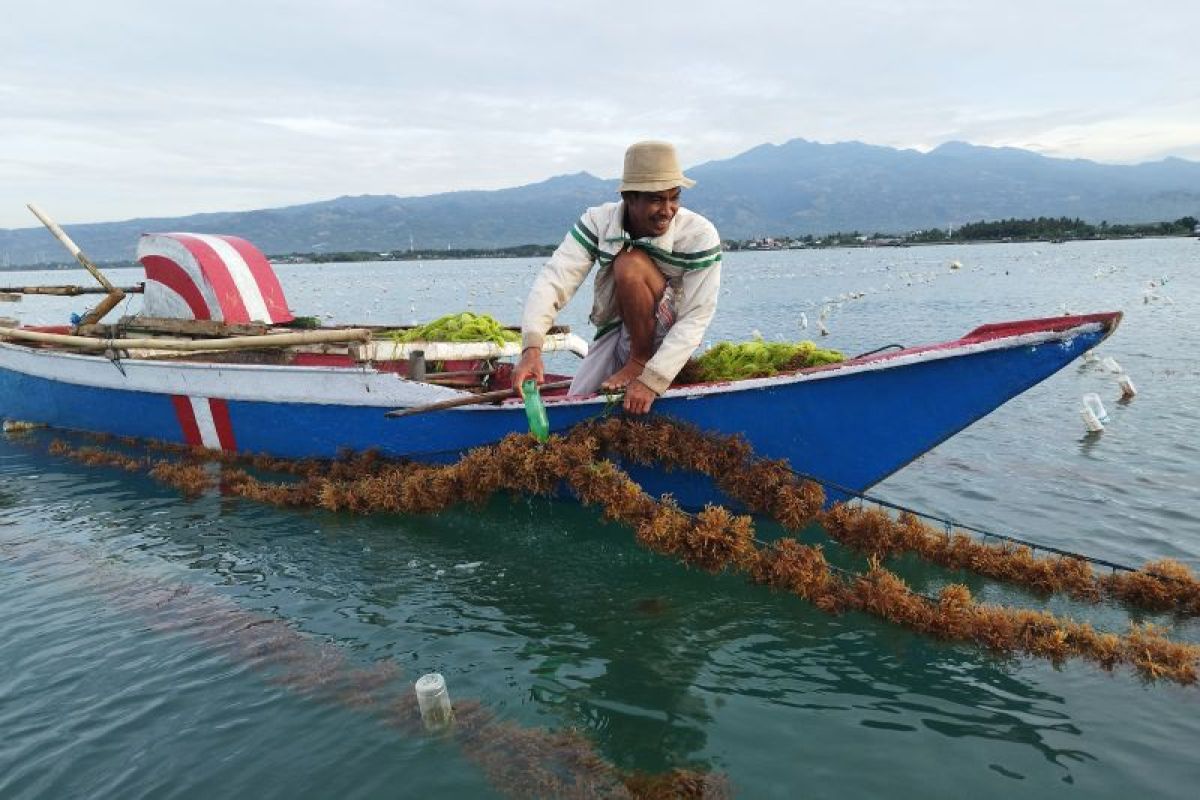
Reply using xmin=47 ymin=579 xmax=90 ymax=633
xmin=618 ymin=140 xmax=696 ymax=192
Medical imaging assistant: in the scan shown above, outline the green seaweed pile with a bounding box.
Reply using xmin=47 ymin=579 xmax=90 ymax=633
xmin=675 ymin=338 xmax=844 ymax=383
xmin=389 ymin=312 xmax=519 ymax=347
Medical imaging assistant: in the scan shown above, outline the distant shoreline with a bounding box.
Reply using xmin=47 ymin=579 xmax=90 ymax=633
xmin=1 ymin=232 xmax=1194 ymax=273
xmin=726 ymin=232 xmax=1196 ymax=253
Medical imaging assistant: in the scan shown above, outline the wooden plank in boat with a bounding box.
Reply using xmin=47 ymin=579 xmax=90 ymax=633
xmin=114 ymin=316 xmax=270 ymax=338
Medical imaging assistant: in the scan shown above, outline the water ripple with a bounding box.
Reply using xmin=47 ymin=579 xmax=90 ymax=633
xmin=2 ymin=240 xmax=1199 ymax=798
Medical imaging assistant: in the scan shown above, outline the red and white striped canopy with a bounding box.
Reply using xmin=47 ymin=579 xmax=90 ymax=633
xmin=136 ymin=233 xmax=294 ymax=324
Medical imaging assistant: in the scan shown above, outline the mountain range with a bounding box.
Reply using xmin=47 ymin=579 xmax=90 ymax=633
xmin=3 ymin=139 xmax=1198 ymax=266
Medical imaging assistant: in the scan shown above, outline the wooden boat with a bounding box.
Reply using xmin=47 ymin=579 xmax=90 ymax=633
xmin=0 ymin=230 xmax=1122 ymax=508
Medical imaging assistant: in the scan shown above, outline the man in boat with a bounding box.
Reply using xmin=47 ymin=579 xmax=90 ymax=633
xmin=512 ymin=141 xmax=722 ymax=414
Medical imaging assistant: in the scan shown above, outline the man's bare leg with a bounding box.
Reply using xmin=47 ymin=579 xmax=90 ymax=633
xmin=600 ymin=247 xmax=666 ymax=392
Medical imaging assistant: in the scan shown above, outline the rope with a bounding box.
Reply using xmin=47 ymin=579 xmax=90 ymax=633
xmin=850 ymin=343 xmax=906 ymax=359
xmin=789 ymin=469 xmax=1195 ymax=585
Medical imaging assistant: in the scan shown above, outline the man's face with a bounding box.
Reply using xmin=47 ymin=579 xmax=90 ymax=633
xmin=625 ymin=188 xmax=681 ymax=238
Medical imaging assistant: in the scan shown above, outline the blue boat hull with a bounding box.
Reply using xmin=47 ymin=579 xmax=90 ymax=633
xmin=0 ymin=314 xmax=1118 ymax=508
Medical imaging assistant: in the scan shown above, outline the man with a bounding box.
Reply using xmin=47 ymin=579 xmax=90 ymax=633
xmin=512 ymin=140 xmax=722 ymax=414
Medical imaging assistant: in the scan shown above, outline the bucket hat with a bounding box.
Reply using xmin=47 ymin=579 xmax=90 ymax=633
xmin=618 ymin=141 xmax=696 ymax=192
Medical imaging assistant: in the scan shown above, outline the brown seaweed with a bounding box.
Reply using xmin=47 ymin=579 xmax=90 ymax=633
xmin=43 ymin=421 xmax=1200 ymax=687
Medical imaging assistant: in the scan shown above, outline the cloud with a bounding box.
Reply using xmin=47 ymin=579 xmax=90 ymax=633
xmin=256 ymin=117 xmax=366 ymax=137
xmin=1 ymin=0 xmax=1197 ymax=227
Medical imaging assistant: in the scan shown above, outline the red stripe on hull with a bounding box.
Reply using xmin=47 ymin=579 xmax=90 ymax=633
xmin=209 ymin=398 xmax=238 ymax=451
xmin=171 ymin=395 xmax=203 ymax=446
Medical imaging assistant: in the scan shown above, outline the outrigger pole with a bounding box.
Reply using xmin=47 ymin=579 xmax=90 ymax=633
xmin=25 ymin=202 xmax=129 ymax=326
xmin=0 ymin=284 xmax=145 ymax=297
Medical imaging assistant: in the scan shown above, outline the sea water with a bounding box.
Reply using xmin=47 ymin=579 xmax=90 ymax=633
xmin=1 ymin=238 xmax=1198 ymax=798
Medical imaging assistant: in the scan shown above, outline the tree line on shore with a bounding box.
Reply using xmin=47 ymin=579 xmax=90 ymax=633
xmin=929 ymin=215 xmax=1197 ymax=242
xmin=285 ymin=215 xmax=1198 ymax=261
xmin=6 ymin=216 xmax=1196 ymax=272
xmin=728 ymin=215 xmax=1199 ymax=250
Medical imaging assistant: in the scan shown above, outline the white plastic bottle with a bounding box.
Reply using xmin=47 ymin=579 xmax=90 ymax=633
xmin=415 ymin=672 xmax=455 ymax=730
xmin=1081 ymin=393 xmax=1108 ymax=432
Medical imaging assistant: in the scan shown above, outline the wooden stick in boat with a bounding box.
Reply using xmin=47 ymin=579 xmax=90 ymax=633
xmin=0 ymin=325 xmax=372 ymax=352
xmin=421 ymin=369 xmax=495 ymax=381
xmin=385 ymin=380 xmax=572 ymax=418
xmin=85 ymin=291 xmax=128 ymax=326
xmin=0 ymin=284 xmax=145 ymax=296
xmin=80 ymin=316 xmax=269 ymax=339
xmin=26 ymin=204 xmax=119 ymax=292
xmin=26 ymin=203 xmax=126 ymax=326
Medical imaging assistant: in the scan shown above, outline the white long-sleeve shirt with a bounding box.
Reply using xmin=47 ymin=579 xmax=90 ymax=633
xmin=520 ymin=200 xmax=722 ymax=394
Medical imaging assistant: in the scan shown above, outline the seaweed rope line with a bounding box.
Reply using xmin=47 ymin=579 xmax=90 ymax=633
xmin=46 ymin=418 xmax=1200 ymax=614
xmin=46 ymin=418 xmax=1200 ymax=610
xmin=572 ymin=417 xmax=1173 ymax=577
xmin=794 ymin=467 xmax=1200 ymax=592
xmin=578 ymin=417 xmax=1200 ymax=616
xmin=486 ymin=416 xmax=1200 ymax=621
xmin=797 ymin=470 xmax=1137 ymax=574
xmin=38 ymin=427 xmax=1200 ymax=687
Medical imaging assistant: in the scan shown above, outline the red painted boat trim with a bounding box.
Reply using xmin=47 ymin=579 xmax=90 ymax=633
xmin=141 ymin=254 xmax=212 ymax=319
xmin=171 ymin=395 xmax=203 ymax=446
xmin=169 ymin=395 xmax=237 ymax=451
xmin=219 ymin=235 xmax=293 ymax=323
xmin=210 ymin=398 xmax=237 ymax=451
xmin=171 ymin=234 xmax=251 ymax=323
xmin=840 ymin=312 xmax=1122 ymax=369
xmin=291 ymin=353 xmax=357 ymax=367
xmin=22 ymin=325 xmax=73 ymax=334
xmin=961 ymin=312 xmax=1121 ymax=342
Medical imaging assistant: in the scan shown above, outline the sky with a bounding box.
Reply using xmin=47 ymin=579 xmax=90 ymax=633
xmin=2 ymin=0 xmax=1197 ymax=228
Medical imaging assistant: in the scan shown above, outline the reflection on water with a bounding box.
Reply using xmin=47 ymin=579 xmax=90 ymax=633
xmin=2 ymin=238 xmax=1199 ymax=798
xmin=2 ymin=451 xmax=1184 ymax=797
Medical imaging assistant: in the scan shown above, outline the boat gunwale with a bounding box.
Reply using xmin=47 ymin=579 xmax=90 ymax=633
xmin=474 ymin=312 xmax=1122 ymax=412
xmin=0 ymin=312 xmax=1120 ymax=412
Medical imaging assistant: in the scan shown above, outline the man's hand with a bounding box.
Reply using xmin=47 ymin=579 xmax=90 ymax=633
xmin=623 ymin=379 xmax=657 ymax=415
xmin=512 ymin=346 xmax=545 ymax=389
xmin=599 ymin=359 xmax=644 ymax=393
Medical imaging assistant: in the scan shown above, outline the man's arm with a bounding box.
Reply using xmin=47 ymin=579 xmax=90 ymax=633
xmin=638 ymin=255 xmax=722 ymax=395
xmin=513 ymin=213 xmax=599 ymax=387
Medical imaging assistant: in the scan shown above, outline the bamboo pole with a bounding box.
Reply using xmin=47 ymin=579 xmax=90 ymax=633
xmin=0 ymin=325 xmax=371 ymax=352
xmin=26 ymin=203 xmax=118 ymax=291
xmin=26 ymin=203 xmax=126 ymax=325
xmin=86 ymin=291 xmax=127 ymax=325
xmin=0 ymin=285 xmax=145 ymax=296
